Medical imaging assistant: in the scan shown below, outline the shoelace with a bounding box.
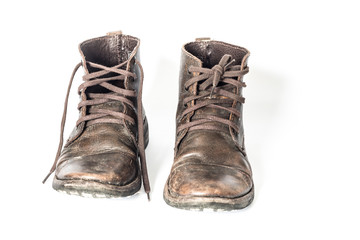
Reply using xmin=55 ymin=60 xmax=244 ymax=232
xmin=177 ymin=54 xmax=249 ymax=134
xmin=42 ymin=60 xmax=151 ymax=200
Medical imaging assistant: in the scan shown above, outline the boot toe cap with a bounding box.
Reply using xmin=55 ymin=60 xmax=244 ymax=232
xmin=55 ymin=152 xmax=138 ymax=186
xmin=168 ymin=163 xmax=253 ymax=199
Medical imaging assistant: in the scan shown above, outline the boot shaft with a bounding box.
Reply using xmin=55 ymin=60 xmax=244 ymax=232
xmin=67 ymin=33 xmax=143 ymax=146
xmin=176 ymin=38 xmax=250 ymax=151
xmin=79 ymin=33 xmax=142 ymax=97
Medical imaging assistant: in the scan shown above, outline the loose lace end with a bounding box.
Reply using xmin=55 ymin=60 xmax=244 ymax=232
xmin=43 ymin=62 xmax=82 ymax=186
xmin=42 ymin=171 xmax=53 ymax=184
xmin=135 ymin=59 xmax=152 ymax=202
xmin=209 ymin=86 xmax=216 ymax=98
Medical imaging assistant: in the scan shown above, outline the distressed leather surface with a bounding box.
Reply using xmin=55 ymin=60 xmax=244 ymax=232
xmin=167 ymin=40 xmax=253 ymax=199
xmin=54 ymin=34 xmax=145 ymax=187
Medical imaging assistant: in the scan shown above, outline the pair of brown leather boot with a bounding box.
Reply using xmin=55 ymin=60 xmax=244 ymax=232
xmin=43 ymin=32 xmax=254 ymax=211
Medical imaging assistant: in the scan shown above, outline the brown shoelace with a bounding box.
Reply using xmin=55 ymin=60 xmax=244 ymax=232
xmin=42 ymin=60 xmax=151 ymax=200
xmin=177 ymin=54 xmax=249 ymax=134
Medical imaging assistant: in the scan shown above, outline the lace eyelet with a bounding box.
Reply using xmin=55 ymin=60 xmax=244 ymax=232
xmin=187 ymin=67 xmax=192 ymax=75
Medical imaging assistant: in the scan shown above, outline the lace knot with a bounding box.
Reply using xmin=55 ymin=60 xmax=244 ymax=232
xmin=212 ymin=64 xmax=224 ymax=77
xmin=204 ymin=55 xmax=233 ymax=97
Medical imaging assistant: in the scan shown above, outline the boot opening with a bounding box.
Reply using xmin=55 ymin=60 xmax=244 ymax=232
xmin=184 ymin=41 xmax=248 ymax=68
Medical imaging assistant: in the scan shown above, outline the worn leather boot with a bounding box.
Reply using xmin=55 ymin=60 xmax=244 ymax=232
xmin=43 ymin=32 xmax=150 ymax=199
xmin=164 ymin=38 xmax=254 ymax=210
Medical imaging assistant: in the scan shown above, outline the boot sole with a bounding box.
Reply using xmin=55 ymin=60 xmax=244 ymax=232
xmin=163 ymin=180 xmax=254 ymax=211
xmin=52 ymin=171 xmax=141 ymax=198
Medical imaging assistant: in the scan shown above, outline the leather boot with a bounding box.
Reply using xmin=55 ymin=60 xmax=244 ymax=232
xmin=43 ymin=32 xmax=150 ymax=199
xmin=164 ymin=38 xmax=254 ymax=210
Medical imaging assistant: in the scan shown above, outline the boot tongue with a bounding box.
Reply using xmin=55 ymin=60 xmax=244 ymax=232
xmin=79 ymin=35 xmax=129 ymax=74
xmin=79 ymin=35 xmax=138 ymax=94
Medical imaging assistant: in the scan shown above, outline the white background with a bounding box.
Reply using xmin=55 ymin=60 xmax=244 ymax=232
xmin=1 ymin=0 xmax=359 ymax=239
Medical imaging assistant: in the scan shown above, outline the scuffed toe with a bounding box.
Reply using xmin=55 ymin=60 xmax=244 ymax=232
xmin=168 ymin=164 xmax=252 ymax=199
xmin=55 ymin=152 xmax=138 ymax=186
